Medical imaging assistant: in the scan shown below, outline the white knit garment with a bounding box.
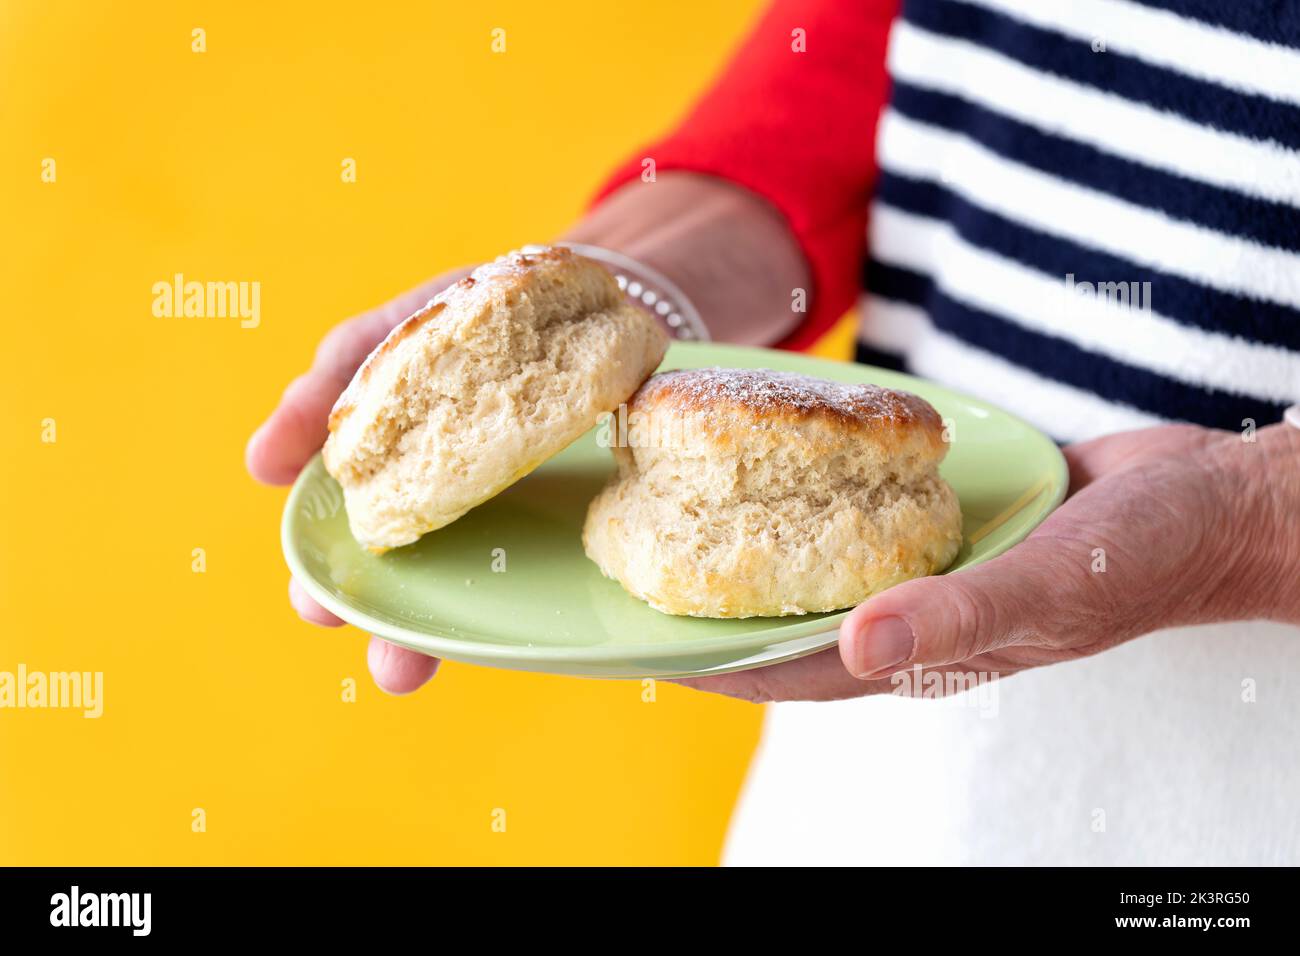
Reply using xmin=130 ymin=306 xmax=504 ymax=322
xmin=724 ymin=620 xmax=1300 ymax=865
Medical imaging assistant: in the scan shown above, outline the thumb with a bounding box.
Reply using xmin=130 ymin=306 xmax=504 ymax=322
xmin=838 ymin=536 xmax=1080 ymax=679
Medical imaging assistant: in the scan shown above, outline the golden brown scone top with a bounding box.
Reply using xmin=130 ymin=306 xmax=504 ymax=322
xmin=631 ymin=367 xmax=948 ymax=460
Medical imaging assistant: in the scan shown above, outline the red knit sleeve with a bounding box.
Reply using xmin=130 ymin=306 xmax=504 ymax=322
xmin=594 ymin=0 xmax=899 ymax=350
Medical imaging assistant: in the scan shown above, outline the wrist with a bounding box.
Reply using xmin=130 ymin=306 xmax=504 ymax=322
xmin=563 ymin=172 xmax=810 ymax=346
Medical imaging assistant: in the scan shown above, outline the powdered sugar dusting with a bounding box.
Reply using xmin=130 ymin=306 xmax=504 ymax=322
xmin=640 ymin=367 xmax=937 ymax=429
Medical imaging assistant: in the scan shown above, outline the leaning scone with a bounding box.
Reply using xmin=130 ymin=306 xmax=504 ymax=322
xmin=324 ymin=247 xmax=668 ymax=551
xmin=582 ymin=368 xmax=963 ymax=617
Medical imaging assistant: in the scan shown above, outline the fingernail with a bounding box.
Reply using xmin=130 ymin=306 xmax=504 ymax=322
xmin=849 ymin=616 xmax=915 ymax=678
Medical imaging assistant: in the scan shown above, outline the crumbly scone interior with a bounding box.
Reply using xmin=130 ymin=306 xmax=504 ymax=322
xmin=330 ymin=266 xmax=624 ymax=490
xmin=608 ymin=434 xmax=956 ymax=576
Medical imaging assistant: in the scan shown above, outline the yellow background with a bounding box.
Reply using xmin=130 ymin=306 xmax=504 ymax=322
xmin=0 ymin=0 xmax=853 ymax=864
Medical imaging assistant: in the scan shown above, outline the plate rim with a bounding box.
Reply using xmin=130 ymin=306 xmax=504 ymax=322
xmin=280 ymin=342 xmax=1069 ymax=668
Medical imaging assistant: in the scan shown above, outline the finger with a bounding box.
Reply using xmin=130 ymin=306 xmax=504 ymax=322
xmin=367 ymin=637 xmax=441 ymax=695
xmin=838 ymin=534 xmax=1077 ymax=679
xmin=289 ymin=576 xmax=346 ymax=627
xmin=672 ymin=647 xmax=1017 ymax=704
xmin=245 ymin=305 xmax=418 ymax=486
xmin=246 ymin=369 xmax=351 ymax=485
xmin=246 ymin=271 xmax=470 ymax=486
xmin=673 ymin=647 xmax=873 ymax=702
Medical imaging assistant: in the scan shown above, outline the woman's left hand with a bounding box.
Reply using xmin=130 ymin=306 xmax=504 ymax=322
xmin=675 ymin=421 xmax=1300 ymax=703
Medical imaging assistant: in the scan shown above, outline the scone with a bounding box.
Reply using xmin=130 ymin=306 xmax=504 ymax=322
xmin=582 ymin=368 xmax=963 ymax=617
xmin=324 ymin=247 xmax=668 ymax=551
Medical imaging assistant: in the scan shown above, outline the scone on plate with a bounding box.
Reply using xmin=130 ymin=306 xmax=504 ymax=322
xmin=324 ymin=247 xmax=668 ymax=552
xmin=582 ymin=368 xmax=963 ymax=617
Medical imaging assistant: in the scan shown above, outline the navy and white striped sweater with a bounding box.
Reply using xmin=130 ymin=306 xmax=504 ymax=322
xmin=858 ymin=0 xmax=1300 ymax=442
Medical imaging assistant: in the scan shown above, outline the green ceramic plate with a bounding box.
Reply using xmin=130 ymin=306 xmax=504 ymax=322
xmin=282 ymin=342 xmax=1067 ymax=678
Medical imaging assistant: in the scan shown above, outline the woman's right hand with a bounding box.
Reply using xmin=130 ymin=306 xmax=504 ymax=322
xmin=245 ymin=268 xmax=470 ymax=692
xmin=246 ymin=172 xmax=809 ymax=695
